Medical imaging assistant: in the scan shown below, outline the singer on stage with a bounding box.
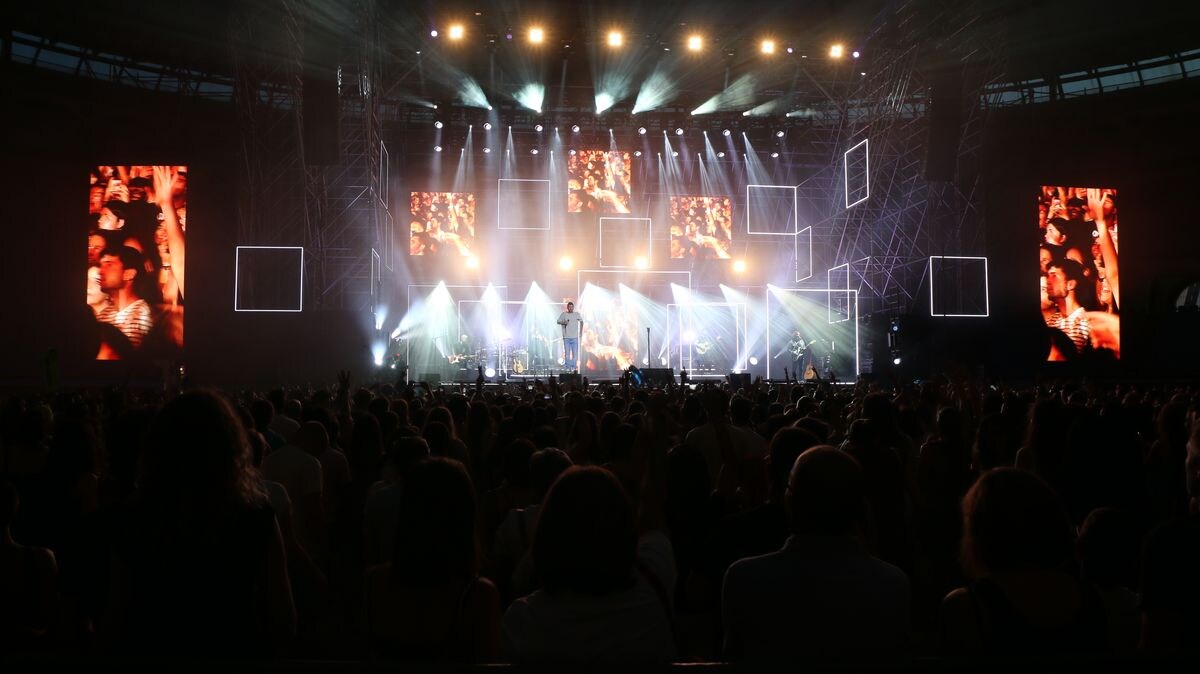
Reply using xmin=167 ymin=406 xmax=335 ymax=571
xmin=556 ymin=300 xmax=583 ymax=372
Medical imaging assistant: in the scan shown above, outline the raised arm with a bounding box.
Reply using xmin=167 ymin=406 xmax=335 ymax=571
xmin=1088 ymin=188 xmax=1119 ymax=310
xmin=154 ymin=166 xmax=186 ymax=299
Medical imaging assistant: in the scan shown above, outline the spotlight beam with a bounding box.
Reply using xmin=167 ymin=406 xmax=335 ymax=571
xmin=691 ymin=73 xmax=758 ymax=116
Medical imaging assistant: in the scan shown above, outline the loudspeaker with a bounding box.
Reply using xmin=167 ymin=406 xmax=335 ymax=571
xmin=727 ymin=372 xmax=752 ymax=391
xmin=558 ymin=372 xmax=582 ymax=388
xmin=643 ymin=368 xmax=675 ymax=387
xmin=419 ymin=374 xmax=441 ymax=386
xmin=924 ymin=67 xmax=962 ymax=182
xmin=302 ymin=23 xmax=340 ymax=165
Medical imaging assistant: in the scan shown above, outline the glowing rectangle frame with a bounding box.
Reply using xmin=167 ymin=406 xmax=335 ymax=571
xmin=826 ymin=263 xmax=852 ymax=324
xmin=233 ymin=246 xmax=304 ymax=313
xmin=794 ymin=225 xmax=813 ymax=282
xmin=765 ymin=287 xmax=860 ymax=380
xmin=668 ymin=302 xmax=748 ymax=373
xmin=497 ymin=178 xmax=552 ymax=230
xmin=844 ymin=138 xmax=870 ymax=208
xmin=746 ymin=184 xmax=799 ymax=235
xmin=404 ymin=284 xmax=509 ymax=365
xmin=598 ymin=217 xmax=653 ymax=268
xmin=575 ymin=269 xmax=692 ymax=302
xmin=929 ymin=255 xmax=990 ymax=317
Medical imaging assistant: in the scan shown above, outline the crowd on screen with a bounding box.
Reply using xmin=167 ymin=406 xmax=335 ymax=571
xmin=670 ymin=196 xmax=734 ymax=260
xmin=87 ymin=166 xmax=187 ymax=360
xmin=1038 ymin=186 xmax=1120 ymax=361
xmin=409 ymin=192 xmax=476 ymax=257
xmin=567 ymin=150 xmax=632 ymax=214
xmin=2 ymin=374 xmax=1198 ymax=663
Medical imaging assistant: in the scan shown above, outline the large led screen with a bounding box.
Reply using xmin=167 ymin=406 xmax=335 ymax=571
xmin=1038 ymin=186 xmax=1119 ymax=361
xmin=567 ymin=150 xmax=632 ymax=214
xmin=410 ymin=191 xmax=477 ymax=256
xmin=88 ymin=165 xmax=186 ymax=360
xmin=670 ymin=195 xmax=733 ymax=259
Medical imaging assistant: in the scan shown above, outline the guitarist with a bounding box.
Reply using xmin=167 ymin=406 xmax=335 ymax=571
xmin=449 ymin=334 xmax=472 ymax=366
xmin=786 ymin=331 xmax=809 ymax=381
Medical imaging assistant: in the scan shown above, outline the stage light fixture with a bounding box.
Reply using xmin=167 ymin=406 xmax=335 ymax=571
xmin=482 ymin=122 xmax=492 ymax=130
xmin=638 ymin=127 xmax=647 ymax=135
xmin=569 ymin=149 xmax=577 ymax=155
xmin=775 ymin=130 xmax=785 ymax=138
xmin=607 ymin=31 xmax=623 ymax=47
xmin=761 ymin=40 xmax=775 ymax=55
xmin=559 ymin=256 xmax=573 ymax=271
xmin=830 ymin=43 xmax=844 ymax=58
xmin=466 ymin=256 xmax=479 ymax=269
xmin=571 ymin=125 xmax=581 ymax=133
xmin=434 ymin=145 xmax=442 ymax=152
xmin=483 ymin=147 xmax=491 ymax=153
xmin=434 ymin=120 xmax=443 ymax=129
xmin=786 ymin=47 xmax=794 ymax=54
xmin=530 ymin=148 xmax=539 ymax=155
xmin=733 ymin=259 xmax=747 ymax=273
xmin=675 ymin=127 xmax=684 ymax=135
xmin=749 ymin=356 xmax=759 ymax=366
xmin=770 ymin=151 xmax=780 ymax=158
xmin=529 ymin=27 xmax=544 ymax=44
xmin=672 ymin=151 xmax=679 ymax=157
xmin=534 ymin=124 xmax=543 ymax=132
xmin=485 ymin=367 xmax=496 ymax=378
xmin=448 ymin=24 xmax=464 ymax=40
xmin=716 ymin=151 xmax=725 ymax=157
xmin=430 ymin=29 xmax=439 ymax=38
xmin=852 ymin=50 xmax=860 ymax=58
xmin=633 ymin=150 xmax=642 ymax=157
xmin=688 ymin=35 xmax=703 ymax=51
xmin=722 ymin=129 xmax=731 ymax=136
xmin=634 ymin=256 xmax=649 ymax=269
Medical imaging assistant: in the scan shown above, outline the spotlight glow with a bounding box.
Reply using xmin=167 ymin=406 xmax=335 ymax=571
xmin=483 ymin=147 xmax=491 ymax=153
xmin=530 ymin=148 xmax=539 ymax=155
xmin=571 ymin=125 xmax=581 ymax=133
xmin=761 ymin=39 xmax=776 ymax=55
xmin=483 ymin=122 xmax=492 ymax=130
xmin=892 ymin=356 xmax=902 ymax=366
xmin=515 ymin=83 xmax=545 ymax=113
xmin=528 ymin=27 xmax=544 ymax=44
xmin=430 ymin=29 xmax=439 ymax=38
xmin=607 ymin=31 xmax=623 ymax=47
xmin=595 ymin=92 xmax=615 ymax=114
xmin=776 ymin=130 xmax=785 ymax=138
xmin=852 ymin=50 xmax=860 ymax=58
xmin=485 ymin=367 xmax=496 ymax=378
xmin=749 ymin=356 xmax=759 ymax=366
xmin=638 ymin=127 xmax=647 ymax=135
xmin=466 ymin=256 xmax=479 ymax=269
xmin=671 ymin=151 xmax=679 ymax=157
xmin=733 ymin=259 xmax=747 ymax=273
xmin=770 ymin=151 xmax=779 ymax=158
xmin=448 ymin=24 xmax=464 ymax=40
xmin=716 ymin=151 xmax=725 ymax=157
xmin=434 ymin=145 xmax=442 ymax=152
xmin=434 ymin=120 xmax=443 ymax=129
xmin=687 ymin=35 xmax=703 ymax=51
xmin=830 ymin=43 xmax=844 ymax=58
xmin=634 ymin=256 xmax=649 ymax=269
xmin=722 ymin=129 xmax=731 ymax=136
xmin=534 ymin=124 xmax=544 ymax=132
xmin=675 ymin=127 xmax=684 ymax=135
xmin=559 ymin=256 xmax=573 ymax=271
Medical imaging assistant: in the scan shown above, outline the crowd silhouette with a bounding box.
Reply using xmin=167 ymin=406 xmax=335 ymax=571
xmin=2 ymin=374 xmax=1198 ymax=666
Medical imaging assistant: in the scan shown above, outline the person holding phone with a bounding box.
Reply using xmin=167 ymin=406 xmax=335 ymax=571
xmin=556 ymin=301 xmax=583 ymax=372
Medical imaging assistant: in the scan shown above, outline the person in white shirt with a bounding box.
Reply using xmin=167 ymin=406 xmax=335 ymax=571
xmin=556 ymin=301 xmax=583 ymax=372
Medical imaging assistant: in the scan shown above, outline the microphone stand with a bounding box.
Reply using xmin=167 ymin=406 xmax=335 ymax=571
xmin=645 ymin=327 xmax=651 ymax=369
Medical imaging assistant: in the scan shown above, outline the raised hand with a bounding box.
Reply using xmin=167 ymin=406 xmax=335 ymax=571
xmin=337 ymin=369 xmax=351 ymax=393
xmin=152 ymin=165 xmax=178 ymax=206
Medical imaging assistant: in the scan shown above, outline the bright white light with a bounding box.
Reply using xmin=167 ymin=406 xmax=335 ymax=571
xmin=534 ymin=123 xmax=543 ymax=132
xmin=892 ymin=356 xmax=902 ymax=366
xmin=687 ymin=35 xmax=702 ymax=51
xmin=776 ymin=130 xmax=785 ymax=138
xmin=770 ymin=151 xmax=780 ymax=158
xmin=595 ymin=92 xmax=615 ymax=114
xmin=529 ymin=27 xmax=544 ymax=44
xmin=466 ymin=256 xmax=479 ymax=268
xmin=634 ymin=256 xmax=649 ymax=269
xmin=671 ymin=151 xmax=679 ymax=157
xmin=515 ymin=83 xmax=544 ymax=113
xmin=633 ymin=150 xmax=642 ymax=157
xmin=434 ymin=145 xmax=442 ymax=152
xmin=448 ymin=24 xmax=464 ymax=40
xmin=482 ymin=122 xmax=492 ymax=130
xmin=852 ymin=50 xmax=860 ymax=58
xmin=569 ymin=149 xmax=576 ymax=155
xmin=761 ymin=40 xmax=776 ymax=54
xmin=716 ymin=151 xmax=725 ymax=158
xmin=571 ymin=125 xmax=580 ymax=133
xmin=559 ymin=256 xmax=573 ymax=271
xmin=530 ymin=148 xmax=539 ymax=155
xmin=637 ymin=127 xmax=647 ymax=135
xmin=643 ymin=357 xmax=650 ymax=365
xmin=733 ymin=259 xmax=747 ymax=273
xmin=749 ymin=356 xmax=759 ymax=366
xmin=786 ymin=47 xmax=794 ymax=54
xmin=372 ymin=344 xmax=385 ymax=366
xmin=675 ymin=127 xmax=684 ymax=135
xmin=722 ymin=129 xmax=731 ymax=136
xmin=485 ymin=367 xmax=496 ymax=378
xmin=607 ymin=31 xmax=623 ymax=47
xmin=483 ymin=147 xmax=491 ymax=153
xmin=660 ymin=357 xmax=668 ymax=366
xmin=830 ymin=44 xmax=844 ymax=58
xmin=682 ymin=330 xmax=697 ymax=344
xmin=430 ymin=29 xmax=439 ymax=38
xmin=434 ymin=120 xmax=443 ymax=129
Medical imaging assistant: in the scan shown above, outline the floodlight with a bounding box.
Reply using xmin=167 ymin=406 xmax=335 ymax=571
xmin=761 ymin=40 xmax=775 ymax=55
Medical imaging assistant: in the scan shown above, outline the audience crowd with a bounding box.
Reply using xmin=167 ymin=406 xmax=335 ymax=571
xmin=2 ymin=374 xmax=1198 ymax=665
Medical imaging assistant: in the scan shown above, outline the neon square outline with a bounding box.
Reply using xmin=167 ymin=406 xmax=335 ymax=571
xmin=234 ymin=246 xmax=304 ymax=313
xmin=929 ymin=255 xmax=990 ymax=317
xmin=746 ymin=184 xmax=799 ymax=235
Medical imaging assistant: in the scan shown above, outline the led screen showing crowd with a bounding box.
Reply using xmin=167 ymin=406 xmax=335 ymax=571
xmin=1038 ymin=185 xmax=1119 ymax=361
xmin=409 ymin=191 xmax=477 ymax=256
xmin=567 ymin=150 xmax=632 ymax=214
xmin=670 ymin=196 xmax=733 ymax=259
xmin=579 ymin=300 xmax=641 ymax=374
xmin=88 ymin=165 xmax=187 ymax=361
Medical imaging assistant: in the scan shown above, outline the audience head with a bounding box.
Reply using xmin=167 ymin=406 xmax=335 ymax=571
xmin=785 ymin=445 xmax=866 ymax=537
xmin=960 ymin=468 xmax=1074 ymax=578
xmin=768 ymin=427 xmax=821 ymax=499
xmin=533 ymin=466 xmax=637 ymax=596
xmin=529 ymin=447 xmax=572 ymax=503
xmin=296 ymin=421 xmax=330 ymax=457
xmin=502 ymin=438 xmax=536 ymax=490
xmin=393 ymin=458 xmax=477 ymax=585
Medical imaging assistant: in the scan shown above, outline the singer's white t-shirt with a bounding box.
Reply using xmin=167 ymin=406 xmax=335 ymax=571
xmin=557 ymin=311 xmax=583 ymax=339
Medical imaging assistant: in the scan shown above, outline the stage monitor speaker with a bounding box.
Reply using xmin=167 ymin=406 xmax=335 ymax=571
xmin=418 ymin=374 xmax=441 ymax=386
xmin=558 ymin=372 xmax=582 ymax=388
xmin=643 ymin=368 xmax=675 ymax=387
xmin=924 ymin=67 xmax=963 ymax=182
xmin=727 ymin=372 xmax=752 ymax=391
xmin=302 ymin=23 xmax=340 ymax=165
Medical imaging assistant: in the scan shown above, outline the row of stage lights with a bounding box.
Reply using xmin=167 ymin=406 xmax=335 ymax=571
xmin=449 ymin=255 xmax=750 ymax=275
xmin=432 ymin=126 xmax=787 ymax=157
xmin=428 ymin=23 xmax=860 ymax=59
